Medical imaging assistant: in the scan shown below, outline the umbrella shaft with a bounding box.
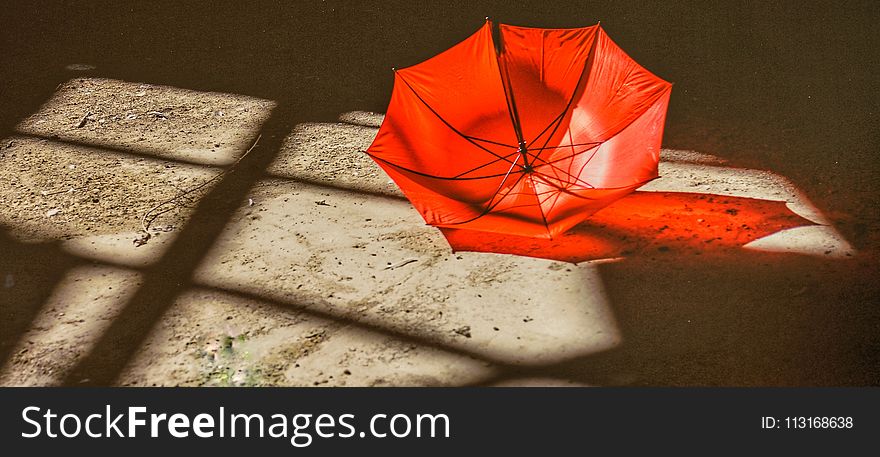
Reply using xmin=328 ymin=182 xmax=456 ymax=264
xmin=518 ymin=141 xmax=531 ymax=169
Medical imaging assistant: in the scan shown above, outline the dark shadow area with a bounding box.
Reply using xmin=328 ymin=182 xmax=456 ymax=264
xmin=471 ymin=251 xmax=880 ymax=386
xmin=441 ymin=191 xmax=816 ymax=262
xmin=18 ymin=133 xmax=233 ymax=169
xmin=0 ymin=229 xmax=79 ymax=369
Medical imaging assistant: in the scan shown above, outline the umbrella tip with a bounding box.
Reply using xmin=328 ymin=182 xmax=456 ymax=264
xmin=485 ymin=16 xmax=490 ymax=22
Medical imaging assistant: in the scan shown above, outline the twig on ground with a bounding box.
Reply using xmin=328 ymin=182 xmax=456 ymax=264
xmin=75 ymin=111 xmax=92 ymax=128
xmin=383 ymin=258 xmax=418 ymax=270
xmin=40 ymin=187 xmax=78 ymax=197
xmin=136 ymin=134 xmax=262 ymax=246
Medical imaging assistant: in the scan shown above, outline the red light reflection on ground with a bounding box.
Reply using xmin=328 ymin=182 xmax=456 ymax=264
xmin=440 ymin=191 xmax=816 ymax=263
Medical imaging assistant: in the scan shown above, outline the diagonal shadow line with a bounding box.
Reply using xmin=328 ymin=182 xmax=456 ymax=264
xmin=17 ymin=132 xmax=233 ymax=169
xmin=262 ymin=173 xmax=408 ymax=202
xmin=194 ymin=285 xmax=521 ymax=373
xmin=193 ymin=286 xmax=615 ymax=387
xmin=195 ymin=283 xmax=618 ymax=387
xmin=61 ymin=103 xmax=307 ymax=386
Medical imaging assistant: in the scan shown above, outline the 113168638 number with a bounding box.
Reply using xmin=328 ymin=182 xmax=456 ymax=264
xmin=761 ymin=416 xmax=853 ymax=429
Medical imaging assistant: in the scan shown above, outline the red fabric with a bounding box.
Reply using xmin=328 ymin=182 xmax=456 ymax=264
xmin=367 ymin=21 xmax=672 ymax=239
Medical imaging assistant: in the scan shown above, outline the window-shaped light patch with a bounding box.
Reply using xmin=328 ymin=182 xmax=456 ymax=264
xmin=16 ymin=78 xmax=274 ymax=166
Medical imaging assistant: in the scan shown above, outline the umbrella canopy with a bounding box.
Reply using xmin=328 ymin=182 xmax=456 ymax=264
xmin=367 ymin=19 xmax=672 ymax=239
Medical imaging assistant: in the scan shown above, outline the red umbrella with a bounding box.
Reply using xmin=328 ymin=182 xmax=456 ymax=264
xmin=367 ymin=19 xmax=672 ymax=239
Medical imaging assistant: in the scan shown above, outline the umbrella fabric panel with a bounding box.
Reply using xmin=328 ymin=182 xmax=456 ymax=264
xmin=545 ymin=88 xmax=671 ymax=191
xmin=575 ymin=89 xmax=671 ymax=188
xmin=393 ymin=23 xmax=517 ymax=148
xmin=496 ymin=24 xmax=599 ymax=148
xmin=368 ymin=73 xmax=518 ymax=203
xmin=566 ymin=27 xmax=672 ymax=145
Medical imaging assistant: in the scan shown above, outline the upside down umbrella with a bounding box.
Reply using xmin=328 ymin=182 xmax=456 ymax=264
xmin=366 ymin=19 xmax=672 ymax=239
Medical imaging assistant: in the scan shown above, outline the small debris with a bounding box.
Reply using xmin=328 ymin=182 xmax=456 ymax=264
xmin=725 ymin=208 xmax=739 ymax=215
xmin=315 ymin=200 xmax=331 ymax=206
xmin=41 ymin=187 xmax=76 ymax=196
xmin=453 ymin=326 xmax=472 ymax=338
xmin=522 ymin=316 xmax=533 ymax=323
xmin=147 ymin=111 xmax=168 ymax=119
xmin=75 ymin=111 xmax=92 ymax=128
xmin=248 ymin=198 xmax=255 ymax=206
xmin=133 ymin=232 xmax=151 ymax=247
xmin=45 ymin=208 xmax=60 ymax=217
xmin=383 ymin=258 xmax=418 ymax=270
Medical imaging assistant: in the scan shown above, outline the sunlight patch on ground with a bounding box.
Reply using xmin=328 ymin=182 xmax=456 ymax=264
xmin=16 ymin=77 xmax=274 ymax=166
xmin=190 ymin=183 xmax=621 ymax=373
xmin=0 ymin=136 xmax=218 ymax=242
